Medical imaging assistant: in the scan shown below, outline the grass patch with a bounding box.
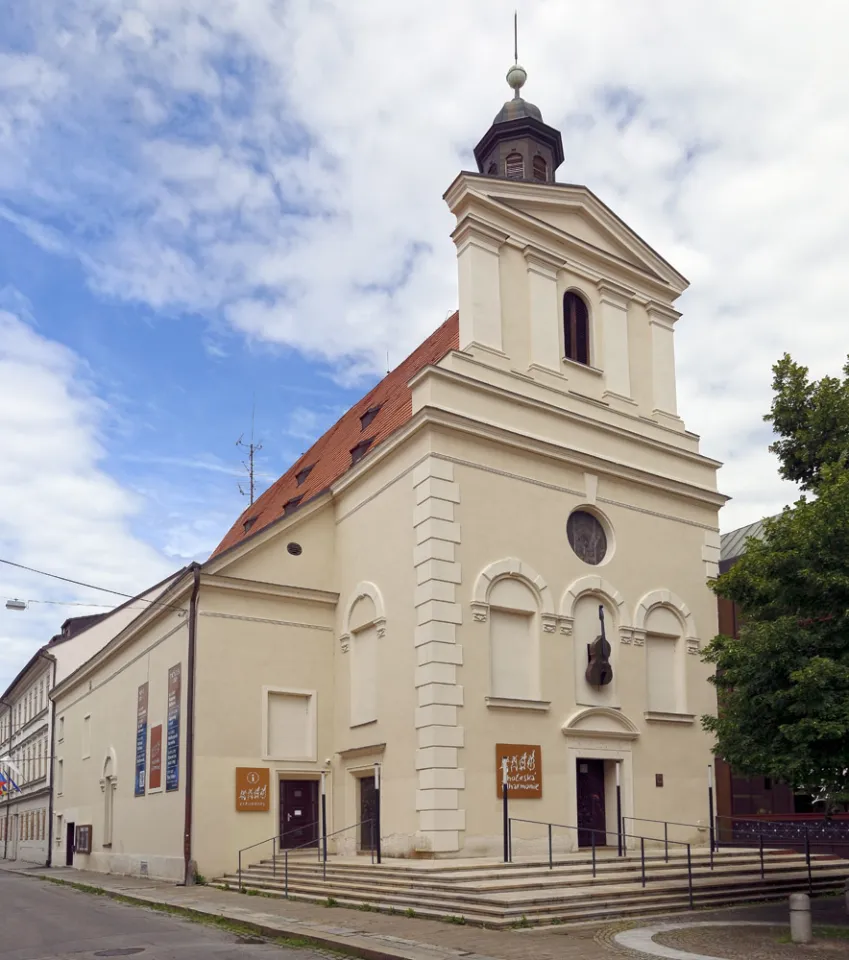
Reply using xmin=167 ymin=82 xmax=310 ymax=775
xmin=441 ymin=915 xmax=466 ymax=925
xmin=357 ymin=902 xmax=374 ymax=912
xmin=510 ymin=915 xmax=532 ymax=929
xmin=404 ymin=907 xmax=416 ymax=918
xmin=324 ymin=896 xmax=338 ymax=908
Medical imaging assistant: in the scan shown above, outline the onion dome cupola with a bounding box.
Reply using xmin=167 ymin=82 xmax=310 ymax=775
xmin=473 ymin=62 xmax=564 ymax=183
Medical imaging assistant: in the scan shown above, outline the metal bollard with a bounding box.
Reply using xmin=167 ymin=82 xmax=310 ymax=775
xmin=789 ymin=892 xmax=812 ymax=944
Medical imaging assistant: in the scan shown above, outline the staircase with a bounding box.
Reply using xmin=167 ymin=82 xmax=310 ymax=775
xmin=213 ymin=847 xmax=849 ymax=927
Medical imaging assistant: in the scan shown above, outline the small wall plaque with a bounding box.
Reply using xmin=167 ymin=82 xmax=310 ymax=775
xmin=655 ymin=773 xmax=664 ymax=788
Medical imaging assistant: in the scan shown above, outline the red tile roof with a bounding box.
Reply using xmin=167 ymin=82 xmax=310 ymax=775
xmin=211 ymin=312 xmax=459 ymax=559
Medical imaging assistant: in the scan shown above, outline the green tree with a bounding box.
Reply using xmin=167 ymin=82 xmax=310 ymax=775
xmin=703 ymin=354 xmax=849 ymax=802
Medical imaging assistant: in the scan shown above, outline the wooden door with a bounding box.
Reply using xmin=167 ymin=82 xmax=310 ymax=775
xmin=279 ymin=780 xmax=318 ymax=849
xmin=359 ymin=776 xmax=376 ymax=852
xmin=576 ymin=759 xmax=607 ymax=847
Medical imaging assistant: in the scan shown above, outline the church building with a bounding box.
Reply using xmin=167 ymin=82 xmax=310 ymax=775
xmin=50 ymin=62 xmax=725 ymax=881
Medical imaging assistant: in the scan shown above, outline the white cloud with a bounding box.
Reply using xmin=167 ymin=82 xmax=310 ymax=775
xmin=0 ymin=293 xmax=173 ymax=690
xmin=3 ymin=0 xmax=849 ymax=532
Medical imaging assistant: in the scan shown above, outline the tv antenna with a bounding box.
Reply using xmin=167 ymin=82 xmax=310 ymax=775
xmin=236 ymin=400 xmax=263 ymax=505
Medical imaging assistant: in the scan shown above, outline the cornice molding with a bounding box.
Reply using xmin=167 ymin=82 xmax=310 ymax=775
xmin=200 ymin=573 xmax=338 ymax=607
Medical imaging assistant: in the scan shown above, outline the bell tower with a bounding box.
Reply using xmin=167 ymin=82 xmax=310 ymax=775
xmin=473 ymin=22 xmax=563 ymax=183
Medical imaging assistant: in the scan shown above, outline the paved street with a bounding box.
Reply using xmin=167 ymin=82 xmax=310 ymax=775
xmin=0 ymin=870 xmax=331 ymax=960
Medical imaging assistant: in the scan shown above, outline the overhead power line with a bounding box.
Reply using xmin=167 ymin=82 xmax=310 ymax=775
xmin=0 ymin=558 xmax=188 ymax=615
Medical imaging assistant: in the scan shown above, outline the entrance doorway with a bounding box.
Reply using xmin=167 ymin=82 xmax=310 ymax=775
xmin=358 ymin=776 xmax=376 ymax=852
xmin=278 ymin=780 xmax=318 ymax=849
xmin=576 ymin=758 xmax=607 ymax=847
xmin=65 ymin=821 xmax=75 ymax=866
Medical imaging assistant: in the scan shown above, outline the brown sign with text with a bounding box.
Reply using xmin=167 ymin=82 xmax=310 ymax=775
xmin=236 ymin=767 xmax=270 ymax=812
xmin=496 ymin=743 xmax=542 ymax=799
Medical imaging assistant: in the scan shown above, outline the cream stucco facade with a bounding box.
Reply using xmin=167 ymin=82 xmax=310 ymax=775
xmin=49 ymin=156 xmax=725 ymax=882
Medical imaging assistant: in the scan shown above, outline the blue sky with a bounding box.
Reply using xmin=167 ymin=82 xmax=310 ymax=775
xmin=1 ymin=0 xmax=848 ymax=688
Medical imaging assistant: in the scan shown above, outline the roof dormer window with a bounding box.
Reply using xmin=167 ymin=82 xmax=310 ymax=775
xmin=243 ymin=517 xmax=257 ymax=534
xmin=360 ymin=405 xmax=381 ymax=431
xmin=282 ymin=496 xmax=303 ymax=516
xmin=295 ymin=465 xmax=314 ymax=487
xmin=350 ymin=438 xmax=373 ymax=466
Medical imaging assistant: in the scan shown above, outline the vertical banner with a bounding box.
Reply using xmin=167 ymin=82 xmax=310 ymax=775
xmin=165 ymin=663 xmax=181 ymax=792
xmin=135 ymin=682 xmax=149 ymax=797
xmin=149 ymin=725 xmax=163 ymax=790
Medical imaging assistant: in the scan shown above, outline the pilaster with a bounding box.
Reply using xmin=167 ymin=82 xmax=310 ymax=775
xmin=524 ymin=246 xmax=562 ymax=372
xmin=453 ymin=218 xmax=506 ymax=354
xmin=647 ymin=300 xmax=684 ymax=428
xmin=597 ymin=280 xmax=635 ymax=406
xmin=412 ymin=456 xmax=465 ymax=853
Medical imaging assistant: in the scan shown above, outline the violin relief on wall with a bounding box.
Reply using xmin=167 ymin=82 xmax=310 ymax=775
xmin=585 ymin=605 xmax=613 ymax=687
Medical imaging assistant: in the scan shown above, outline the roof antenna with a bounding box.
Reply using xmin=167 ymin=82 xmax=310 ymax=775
xmin=386 ymin=350 xmax=391 ymax=375
xmin=236 ymin=396 xmax=263 ymax=505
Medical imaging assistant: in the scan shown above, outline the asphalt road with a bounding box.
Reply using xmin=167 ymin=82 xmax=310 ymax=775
xmin=0 ymin=870 xmax=331 ymax=960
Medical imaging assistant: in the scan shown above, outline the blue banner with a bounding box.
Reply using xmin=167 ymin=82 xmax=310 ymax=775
xmin=135 ymin=682 xmax=148 ymax=797
xmin=165 ymin=663 xmax=181 ymax=792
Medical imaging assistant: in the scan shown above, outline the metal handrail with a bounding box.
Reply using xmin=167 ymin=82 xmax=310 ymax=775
xmin=284 ymin=819 xmax=375 ymax=895
xmin=508 ymin=816 xmax=695 ymax=908
xmin=622 ymin=815 xmax=713 ymax=868
xmin=237 ymin=820 xmax=320 ymax=890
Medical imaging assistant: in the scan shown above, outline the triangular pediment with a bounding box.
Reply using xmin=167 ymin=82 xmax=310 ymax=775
xmin=507 ymin=200 xmax=647 ymax=269
xmin=446 ymin=173 xmax=688 ymax=295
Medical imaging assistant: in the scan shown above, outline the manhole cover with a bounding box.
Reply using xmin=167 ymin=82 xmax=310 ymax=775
xmin=94 ymin=950 xmax=145 ymax=957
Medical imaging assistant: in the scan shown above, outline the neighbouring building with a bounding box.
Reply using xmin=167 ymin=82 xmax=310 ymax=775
xmin=0 ymin=575 xmax=180 ymax=865
xmin=51 ymin=62 xmax=726 ymax=883
xmin=714 ymin=519 xmax=810 ymax=823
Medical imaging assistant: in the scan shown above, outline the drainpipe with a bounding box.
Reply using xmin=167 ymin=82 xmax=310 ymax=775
xmin=183 ymin=563 xmax=202 ymax=886
xmin=46 ymin=656 xmax=57 ymax=867
xmin=1 ymin=696 xmax=13 ymax=861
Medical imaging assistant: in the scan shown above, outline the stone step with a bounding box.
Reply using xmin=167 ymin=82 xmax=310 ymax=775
xmin=209 ymin=873 xmax=846 ymax=928
xmin=216 ymin=864 xmax=849 ymax=918
xmin=234 ymin=855 xmax=842 ymax=897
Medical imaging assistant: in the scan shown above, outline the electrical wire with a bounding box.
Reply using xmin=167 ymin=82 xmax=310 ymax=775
xmin=0 ymin=557 xmax=152 ymax=601
xmin=0 ymin=557 xmax=189 ymax=614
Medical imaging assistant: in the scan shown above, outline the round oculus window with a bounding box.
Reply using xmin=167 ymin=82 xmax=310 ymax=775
xmin=567 ymin=510 xmax=608 ymax=565
xmin=286 ymin=542 xmax=303 ymax=556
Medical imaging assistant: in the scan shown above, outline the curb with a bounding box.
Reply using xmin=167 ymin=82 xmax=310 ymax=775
xmin=13 ymin=869 xmax=489 ymax=960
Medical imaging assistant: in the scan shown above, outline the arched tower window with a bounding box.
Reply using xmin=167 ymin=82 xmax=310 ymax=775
xmin=563 ymin=292 xmax=590 ymax=366
xmin=505 ymin=152 xmax=524 ymax=180
xmin=487 ymin=161 xmax=498 ymax=175
xmin=532 ymin=155 xmax=547 ymax=181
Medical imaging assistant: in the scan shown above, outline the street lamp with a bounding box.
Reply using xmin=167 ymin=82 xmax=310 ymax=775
xmin=4 ymin=600 xmax=27 ymax=611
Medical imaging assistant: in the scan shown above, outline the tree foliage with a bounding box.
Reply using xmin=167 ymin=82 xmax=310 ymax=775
xmin=703 ymin=354 xmax=849 ymax=800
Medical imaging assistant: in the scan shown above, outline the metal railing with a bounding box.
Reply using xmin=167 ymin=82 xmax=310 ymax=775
xmin=622 ymin=813 xmax=849 ymax=896
xmin=238 ymin=820 xmax=321 ymax=890
xmin=508 ymin=817 xmax=695 ymax=908
xmin=238 ymin=819 xmax=377 ymax=894
xmin=623 ymin=815 xmax=713 ymax=868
